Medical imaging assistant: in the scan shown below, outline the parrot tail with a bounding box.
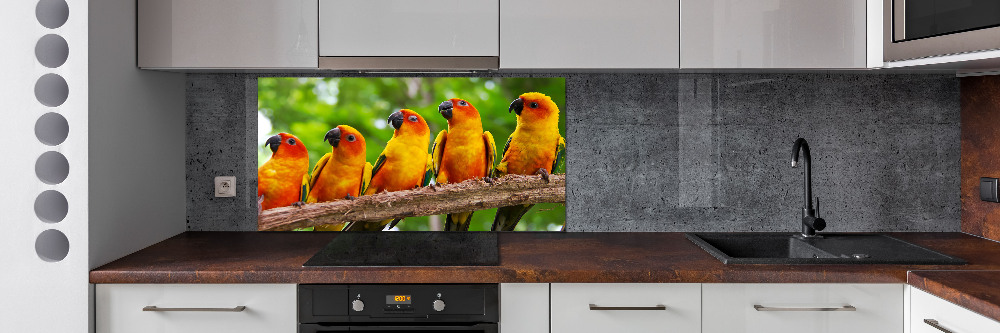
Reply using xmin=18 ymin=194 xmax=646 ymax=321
xmin=491 ymin=204 xmax=533 ymax=231
xmin=444 ymin=212 xmax=474 ymax=231
xmin=343 ymin=219 xmax=391 ymax=231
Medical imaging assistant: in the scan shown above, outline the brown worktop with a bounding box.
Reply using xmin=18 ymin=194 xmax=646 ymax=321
xmin=908 ymin=270 xmax=1000 ymax=323
xmin=91 ymin=232 xmax=1000 ymax=285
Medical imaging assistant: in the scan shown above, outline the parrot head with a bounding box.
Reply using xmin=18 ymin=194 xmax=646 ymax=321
xmin=264 ymin=132 xmax=308 ymax=158
xmin=387 ymin=109 xmax=429 ymax=137
xmin=509 ymin=92 xmax=560 ymax=122
xmin=438 ymin=98 xmax=482 ymax=125
xmin=324 ymin=125 xmax=366 ymax=158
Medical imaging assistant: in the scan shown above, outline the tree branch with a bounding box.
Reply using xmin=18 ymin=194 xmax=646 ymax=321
xmin=258 ymin=174 xmax=566 ymax=231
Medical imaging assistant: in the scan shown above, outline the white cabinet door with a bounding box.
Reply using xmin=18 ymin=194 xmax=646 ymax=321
xmin=551 ymin=283 xmax=700 ymax=333
xmin=138 ymin=0 xmax=318 ymax=69
xmin=500 ymin=0 xmax=680 ymax=69
xmin=681 ymin=0 xmax=869 ymax=68
xmin=702 ymin=283 xmax=903 ymax=333
xmin=319 ymin=0 xmax=499 ymax=57
xmin=96 ymin=284 xmax=297 ymax=333
xmin=911 ymin=287 xmax=1000 ymax=333
xmin=500 ymin=284 xmax=549 ymax=333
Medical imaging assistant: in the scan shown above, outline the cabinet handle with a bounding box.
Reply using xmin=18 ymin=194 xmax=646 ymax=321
xmin=143 ymin=306 xmax=247 ymax=312
xmin=589 ymin=304 xmax=667 ymax=311
xmin=924 ymin=319 xmax=955 ymax=333
xmin=753 ymin=305 xmax=856 ymax=312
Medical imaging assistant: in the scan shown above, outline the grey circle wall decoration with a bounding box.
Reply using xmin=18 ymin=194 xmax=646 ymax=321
xmin=34 ymin=73 xmax=69 ymax=107
xmin=34 ymin=190 xmax=68 ymax=223
xmin=35 ymin=112 xmax=69 ymax=145
xmin=35 ymin=34 xmax=69 ymax=68
xmin=36 ymin=0 xmax=69 ymax=29
xmin=35 ymin=151 xmax=69 ymax=185
xmin=35 ymin=229 xmax=69 ymax=262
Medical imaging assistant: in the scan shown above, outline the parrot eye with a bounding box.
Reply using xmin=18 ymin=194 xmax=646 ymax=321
xmin=286 ymin=138 xmax=296 ymax=145
xmin=408 ymin=115 xmax=418 ymax=122
xmin=346 ymin=134 xmax=356 ymax=142
xmin=458 ymin=100 xmax=467 ymax=106
xmin=530 ymin=102 xmax=539 ymax=109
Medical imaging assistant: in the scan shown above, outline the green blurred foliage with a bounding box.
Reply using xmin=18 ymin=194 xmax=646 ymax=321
xmin=258 ymin=77 xmax=566 ymax=231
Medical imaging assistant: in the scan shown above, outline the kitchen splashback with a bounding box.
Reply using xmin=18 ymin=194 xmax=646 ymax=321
xmin=960 ymin=75 xmax=1000 ymax=241
xmin=186 ymin=73 xmax=960 ymax=232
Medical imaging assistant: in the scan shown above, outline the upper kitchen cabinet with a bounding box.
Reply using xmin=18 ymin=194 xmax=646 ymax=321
xmin=500 ymin=0 xmax=680 ymax=69
xmin=138 ymin=0 xmax=318 ymax=69
xmin=318 ymin=0 xmax=500 ymax=70
xmin=681 ymin=0 xmax=880 ymax=69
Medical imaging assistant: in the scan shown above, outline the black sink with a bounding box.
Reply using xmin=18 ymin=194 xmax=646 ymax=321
xmin=686 ymin=233 xmax=966 ymax=265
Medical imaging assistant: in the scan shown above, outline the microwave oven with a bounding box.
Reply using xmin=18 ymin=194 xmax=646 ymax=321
xmin=884 ymin=0 xmax=1000 ymax=62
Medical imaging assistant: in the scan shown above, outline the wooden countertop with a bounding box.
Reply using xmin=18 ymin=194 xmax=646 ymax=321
xmin=908 ymin=270 xmax=1000 ymax=323
xmin=91 ymin=231 xmax=1000 ymax=284
xmin=90 ymin=231 xmax=1000 ymax=322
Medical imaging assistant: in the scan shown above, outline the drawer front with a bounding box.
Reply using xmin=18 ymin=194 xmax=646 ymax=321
xmin=550 ymin=283 xmax=701 ymax=333
xmin=319 ymin=0 xmax=499 ymax=57
xmin=702 ymin=283 xmax=903 ymax=333
xmin=911 ymin=288 xmax=1000 ymax=333
xmin=96 ymin=284 xmax=296 ymax=333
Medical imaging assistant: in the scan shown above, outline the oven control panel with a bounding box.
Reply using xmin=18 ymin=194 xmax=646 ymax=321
xmin=299 ymin=284 xmax=498 ymax=324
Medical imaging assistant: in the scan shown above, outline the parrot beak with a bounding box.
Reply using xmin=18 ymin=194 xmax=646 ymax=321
xmin=265 ymin=134 xmax=281 ymax=153
xmin=509 ymin=98 xmax=524 ymax=115
xmin=388 ymin=111 xmax=405 ymax=130
xmin=325 ymin=128 xmax=341 ymax=148
xmin=438 ymin=100 xmax=453 ymax=120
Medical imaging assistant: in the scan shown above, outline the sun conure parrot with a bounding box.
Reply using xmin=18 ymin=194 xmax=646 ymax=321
xmin=491 ymin=92 xmax=566 ymax=231
xmin=432 ymin=98 xmax=497 ymax=231
xmin=305 ymin=125 xmax=374 ymax=231
xmin=343 ymin=109 xmax=433 ymax=231
xmin=258 ymin=132 xmax=310 ymax=212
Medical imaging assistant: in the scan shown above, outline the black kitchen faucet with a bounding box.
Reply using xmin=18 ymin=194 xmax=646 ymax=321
xmin=791 ymin=138 xmax=826 ymax=238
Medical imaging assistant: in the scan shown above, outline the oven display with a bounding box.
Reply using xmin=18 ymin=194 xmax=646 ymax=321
xmin=386 ymin=295 xmax=412 ymax=304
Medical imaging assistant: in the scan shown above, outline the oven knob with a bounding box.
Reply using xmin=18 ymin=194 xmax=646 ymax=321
xmin=352 ymin=299 xmax=365 ymax=312
xmin=432 ymin=299 xmax=446 ymax=312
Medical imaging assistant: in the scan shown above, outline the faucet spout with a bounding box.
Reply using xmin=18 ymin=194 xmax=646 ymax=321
xmin=791 ymin=138 xmax=825 ymax=237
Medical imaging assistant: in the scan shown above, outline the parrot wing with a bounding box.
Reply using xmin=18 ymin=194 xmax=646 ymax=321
xmin=432 ymin=130 xmax=447 ymax=178
xmin=552 ymin=136 xmax=567 ymax=174
xmin=371 ymin=152 xmax=387 ymax=179
xmin=300 ymin=174 xmax=309 ymax=203
xmin=360 ymin=162 xmax=373 ymax=194
xmin=421 ymin=153 xmax=434 ymax=187
xmin=483 ymin=131 xmax=497 ymax=178
xmin=494 ymin=137 xmax=512 ymax=177
xmin=308 ymin=153 xmax=331 ymax=190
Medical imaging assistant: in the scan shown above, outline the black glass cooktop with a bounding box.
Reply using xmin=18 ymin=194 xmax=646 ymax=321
xmin=303 ymin=232 xmax=499 ymax=267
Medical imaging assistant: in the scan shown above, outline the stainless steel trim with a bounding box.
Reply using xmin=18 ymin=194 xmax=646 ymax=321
xmin=142 ymin=306 xmax=247 ymax=312
xmin=884 ymin=0 xmax=1000 ymax=62
xmin=318 ymin=57 xmax=499 ymax=71
xmin=753 ymin=305 xmax=856 ymax=312
xmin=924 ymin=319 xmax=955 ymax=333
xmin=588 ymin=304 xmax=667 ymax=311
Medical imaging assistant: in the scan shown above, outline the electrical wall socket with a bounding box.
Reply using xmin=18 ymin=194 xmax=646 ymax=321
xmin=215 ymin=176 xmax=236 ymax=197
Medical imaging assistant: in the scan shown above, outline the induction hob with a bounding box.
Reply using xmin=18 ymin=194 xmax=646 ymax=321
xmin=303 ymin=232 xmax=499 ymax=266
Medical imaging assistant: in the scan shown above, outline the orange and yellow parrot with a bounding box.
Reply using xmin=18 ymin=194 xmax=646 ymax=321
xmin=258 ymin=132 xmax=310 ymax=212
xmin=343 ymin=109 xmax=433 ymax=231
xmin=491 ymin=92 xmax=566 ymax=231
xmin=305 ymin=125 xmax=373 ymax=231
xmin=432 ymin=98 xmax=496 ymax=231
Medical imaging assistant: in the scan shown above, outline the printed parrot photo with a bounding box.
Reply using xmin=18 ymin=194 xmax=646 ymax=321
xmin=257 ymin=77 xmax=566 ymax=231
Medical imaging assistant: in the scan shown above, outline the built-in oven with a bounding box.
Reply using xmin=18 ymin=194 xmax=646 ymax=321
xmin=884 ymin=0 xmax=1000 ymax=61
xmin=299 ymin=284 xmax=498 ymax=333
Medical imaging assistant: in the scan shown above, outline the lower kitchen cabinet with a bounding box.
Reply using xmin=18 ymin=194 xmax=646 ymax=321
xmin=550 ymin=283 xmax=701 ymax=333
xmin=702 ymin=284 xmax=903 ymax=333
xmin=910 ymin=287 xmax=1000 ymax=333
xmin=95 ymin=284 xmax=296 ymax=333
xmin=500 ymin=284 xmax=549 ymax=333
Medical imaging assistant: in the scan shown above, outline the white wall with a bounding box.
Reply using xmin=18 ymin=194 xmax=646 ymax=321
xmin=88 ymin=0 xmax=186 ymax=270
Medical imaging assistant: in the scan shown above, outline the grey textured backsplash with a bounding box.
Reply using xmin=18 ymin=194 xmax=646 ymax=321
xmin=186 ymin=73 xmax=960 ymax=232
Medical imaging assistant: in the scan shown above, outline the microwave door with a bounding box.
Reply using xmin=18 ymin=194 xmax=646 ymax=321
xmin=896 ymin=0 xmax=1000 ymax=42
